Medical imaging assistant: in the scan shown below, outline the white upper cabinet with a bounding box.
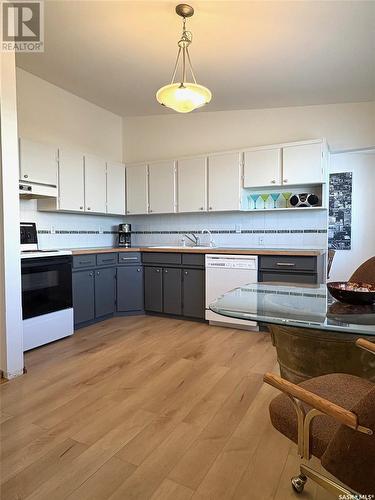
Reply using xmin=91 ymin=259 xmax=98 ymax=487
xmin=126 ymin=164 xmax=148 ymax=215
xmin=177 ymin=157 xmax=207 ymax=212
xmin=208 ymin=152 xmax=241 ymax=211
xmin=243 ymin=148 xmax=281 ymax=188
xmin=58 ymin=149 xmax=85 ymax=211
xmin=106 ymin=162 xmax=126 ymax=215
xmin=282 ymin=142 xmax=324 ymax=185
xmin=148 ymin=161 xmax=176 ymax=214
xmin=19 ymin=138 xmax=58 ymax=186
xmin=84 ymin=155 xmax=107 ymax=213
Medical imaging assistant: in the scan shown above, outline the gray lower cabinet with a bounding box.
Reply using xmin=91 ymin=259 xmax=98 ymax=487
xmin=258 ymin=255 xmax=323 ymax=284
xmin=117 ymin=266 xmax=144 ymax=312
xmin=144 ymin=267 xmax=163 ymax=312
xmin=94 ymin=267 xmax=116 ymax=318
xmin=144 ymin=262 xmax=205 ymax=319
xmin=163 ymin=268 xmax=182 ymax=315
xmin=72 ymin=270 xmax=95 ymax=325
xmin=183 ymin=268 xmax=205 ymax=319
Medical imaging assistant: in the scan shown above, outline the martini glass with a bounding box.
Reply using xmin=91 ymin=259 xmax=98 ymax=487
xmin=270 ymin=192 xmax=280 ymax=209
xmin=282 ymin=192 xmax=293 ymax=208
xmin=260 ymin=193 xmax=270 ymax=209
xmin=250 ymin=193 xmax=260 ymax=209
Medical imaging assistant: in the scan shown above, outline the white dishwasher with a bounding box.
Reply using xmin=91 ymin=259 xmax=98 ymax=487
xmin=206 ymin=254 xmax=258 ymax=329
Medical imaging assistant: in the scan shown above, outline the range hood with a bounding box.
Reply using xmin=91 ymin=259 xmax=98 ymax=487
xmin=19 ymin=181 xmax=57 ymax=199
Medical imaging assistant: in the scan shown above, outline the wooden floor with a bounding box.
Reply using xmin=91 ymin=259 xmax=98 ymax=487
xmin=0 ymin=316 xmax=335 ymax=500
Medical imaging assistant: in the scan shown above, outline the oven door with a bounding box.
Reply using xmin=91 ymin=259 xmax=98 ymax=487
xmin=21 ymin=256 xmax=72 ymax=319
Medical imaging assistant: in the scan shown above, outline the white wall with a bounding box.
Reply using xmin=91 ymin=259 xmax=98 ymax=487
xmin=16 ymin=69 xmax=125 ymax=248
xmin=17 ymin=68 xmax=123 ymax=161
xmin=329 ymin=151 xmax=375 ymax=282
xmin=0 ymin=52 xmax=24 ymax=378
xmin=122 ymin=101 xmax=375 ymax=163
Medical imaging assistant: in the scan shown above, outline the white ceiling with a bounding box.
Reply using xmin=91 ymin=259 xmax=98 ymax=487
xmin=16 ymin=1 xmax=375 ymax=117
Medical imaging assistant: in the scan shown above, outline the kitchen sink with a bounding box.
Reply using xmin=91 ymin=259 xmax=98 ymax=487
xmin=149 ymin=245 xmax=214 ymax=249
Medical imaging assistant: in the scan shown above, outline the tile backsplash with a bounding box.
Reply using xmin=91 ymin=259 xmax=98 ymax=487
xmin=128 ymin=210 xmax=328 ymax=249
xmin=20 ymin=199 xmax=122 ymax=249
xmin=20 ymin=200 xmax=327 ymax=249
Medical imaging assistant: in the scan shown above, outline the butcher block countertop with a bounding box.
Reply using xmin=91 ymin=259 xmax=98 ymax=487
xmin=70 ymin=247 xmax=326 ymax=256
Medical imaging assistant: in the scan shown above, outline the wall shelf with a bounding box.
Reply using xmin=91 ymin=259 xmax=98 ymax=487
xmin=241 ymin=206 xmax=327 ymax=213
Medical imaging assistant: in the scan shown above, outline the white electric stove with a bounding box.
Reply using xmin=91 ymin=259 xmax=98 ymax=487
xmin=20 ymin=222 xmax=74 ymax=351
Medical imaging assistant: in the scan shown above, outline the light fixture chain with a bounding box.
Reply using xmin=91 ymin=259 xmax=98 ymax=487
xmin=170 ymin=46 xmax=182 ymax=84
xmin=186 ymin=47 xmax=197 ymax=84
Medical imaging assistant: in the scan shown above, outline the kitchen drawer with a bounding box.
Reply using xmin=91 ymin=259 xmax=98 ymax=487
xmin=182 ymin=253 xmax=205 ymax=267
xmin=96 ymin=253 xmax=117 ymax=267
xmin=73 ymin=254 xmax=96 ymax=269
xmin=142 ymin=252 xmax=182 ymax=265
xmin=259 ymin=255 xmax=317 ymax=272
xmin=118 ymin=252 xmax=141 ymax=265
xmin=259 ymin=271 xmax=318 ymax=285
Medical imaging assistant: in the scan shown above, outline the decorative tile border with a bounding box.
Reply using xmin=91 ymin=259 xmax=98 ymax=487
xmin=38 ymin=228 xmax=327 ymax=235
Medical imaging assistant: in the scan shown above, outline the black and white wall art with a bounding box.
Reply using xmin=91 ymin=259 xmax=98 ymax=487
xmin=328 ymin=172 xmax=352 ymax=250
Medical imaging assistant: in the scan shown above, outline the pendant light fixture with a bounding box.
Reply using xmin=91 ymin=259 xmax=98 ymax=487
xmin=156 ymin=4 xmax=212 ymax=113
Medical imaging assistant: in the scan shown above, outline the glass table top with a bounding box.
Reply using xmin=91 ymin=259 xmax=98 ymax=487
xmin=209 ymin=283 xmax=375 ymax=335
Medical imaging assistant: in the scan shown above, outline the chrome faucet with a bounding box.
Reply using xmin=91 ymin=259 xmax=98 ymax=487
xmin=202 ymin=229 xmax=216 ymax=248
xmin=184 ymin=232 xmax=200 ymax=246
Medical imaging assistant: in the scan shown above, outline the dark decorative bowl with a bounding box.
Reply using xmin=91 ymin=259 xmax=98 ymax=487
xmin=327 ymin=281 xmax=375 ymax=305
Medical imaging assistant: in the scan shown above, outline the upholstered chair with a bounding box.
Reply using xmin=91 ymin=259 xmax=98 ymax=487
xmin=350 ymin=256 xmax=375 ymax=284
xmin=264 ymin=338 xmax=375 ymax=496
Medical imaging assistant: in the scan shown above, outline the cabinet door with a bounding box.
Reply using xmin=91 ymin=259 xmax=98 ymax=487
xmin=94 ymin=267 xmax=116 ymax=318
xmin=208 ymin=152 xmax=241 ymax=211
xmin=84 ymin=155 xmax=107 ymax=213
xmin=72 ymin=270 xmax=95 ymax=325
xmin=163 ymin=268 xmax=182 ymax=315
xmin=19 ymin=138 xmax=58 ymax=186
xmin=183 ymin=269 xmax=205 ymax=319
xmin=177 ymin=157 xmax=207 ymax=212
xmin=117 ymin=266 xmax=144 ymax=312
xmin=282 ymin=143 xmax=324 ymax=185
xmin=59 ymin=149 xmax=85 ymax=211
xmin=149 ymin=161 xmax=176 ymax=214
xmin=106 ymin=162 xmax=126 ymax=215
xmin=243 ymin=148 xmax=281 ymax=187
xmin=126 ymin=164 xmax=148 ymax=214
xmin=144 ymin=267 xmax=163 ymax=312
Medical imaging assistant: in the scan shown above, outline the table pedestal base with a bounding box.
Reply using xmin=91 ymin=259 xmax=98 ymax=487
xmin=268 ymin=324 xmax=375 ymax=383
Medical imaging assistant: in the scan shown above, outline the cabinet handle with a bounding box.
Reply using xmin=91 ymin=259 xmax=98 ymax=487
xmin=121 ymin=256 xmax=138 ymax=261
xmin=164 ymin=269 xmax=168 ymax=273
xmin=271 ymin=180 xmax=276 ymax=184
xmin=156 ymin=269 xmax=160 ymax=273
xmin=184 ymin=271 xmax=188 ymax=275
xmin=24 ymin=174 xmax=28 ymax=178
xmin=283 ymin=179 xmax=288 ymax=183
xmin=137 ymin=268 xmax=141 ymax=272
xmin=97 ymin=271 xmax=100 ymax=275
xmin=80 ymin=260 xmax=92 ymax=264
xmin=209 ymin=206 xmax=212 ymax=210
xmin=80 ymin=206 xmax=83 ymax=210
xmin=89 ymin=271 xmax=94 ymax=276
xmin=276 ymin=262 xmax=296 ymax=267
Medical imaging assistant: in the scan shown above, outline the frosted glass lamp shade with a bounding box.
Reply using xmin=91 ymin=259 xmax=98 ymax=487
xmin=156 ymin=82 xmax=212 ymax=113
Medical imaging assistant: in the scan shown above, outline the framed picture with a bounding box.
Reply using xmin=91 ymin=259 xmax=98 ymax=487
xmin=328 ymin=172 xmax=352 ymax=250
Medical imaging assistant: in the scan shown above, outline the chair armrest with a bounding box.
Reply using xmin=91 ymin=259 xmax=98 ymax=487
xmin=356 ymin=338 xmax=375 ymax=355
xmin=263 ymin=372 xmax=358 ymax=430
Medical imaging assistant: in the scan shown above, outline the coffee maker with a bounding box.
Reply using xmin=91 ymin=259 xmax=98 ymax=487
xmin=118 ymin=223 xmax=131 ymax=247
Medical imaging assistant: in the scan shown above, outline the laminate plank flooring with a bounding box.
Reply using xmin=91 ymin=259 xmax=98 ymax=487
xmin=0 ymin=316 xmax=335 ymax=499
